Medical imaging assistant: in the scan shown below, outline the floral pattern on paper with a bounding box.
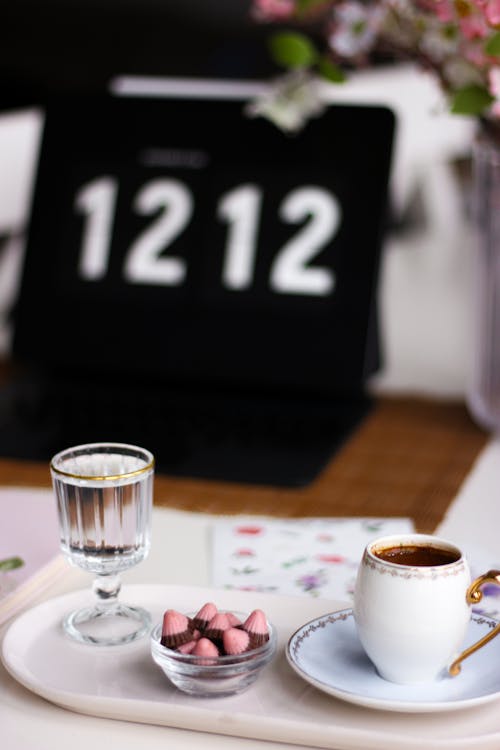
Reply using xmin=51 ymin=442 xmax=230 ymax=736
xmin=296 ymin=569 xmax=329 ymax=596
xmin=211 ymin=517 xmax=415 ymax=601
xmin=234 ymin=525 xmax=265 ymax=536
xmin=233 ymin=548 xmax=256 ymax=557
xmin=315 ymin=553 xmax=345 ymax=564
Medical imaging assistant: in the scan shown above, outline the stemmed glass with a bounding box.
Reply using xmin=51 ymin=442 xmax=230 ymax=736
xmin=50 ymin=442 xmax=154 ymax=646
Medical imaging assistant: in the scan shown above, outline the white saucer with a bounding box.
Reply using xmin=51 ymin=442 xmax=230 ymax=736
xmin=287 ymin=608 xmax=500 ymax=713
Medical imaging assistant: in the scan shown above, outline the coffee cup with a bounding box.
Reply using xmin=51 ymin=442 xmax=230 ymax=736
xmin=353 ymin=533 xmax=500 ymax=684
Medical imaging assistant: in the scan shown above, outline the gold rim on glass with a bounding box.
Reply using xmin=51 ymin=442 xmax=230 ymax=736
xmin=50 ymin=442 xmax=155 ymax=481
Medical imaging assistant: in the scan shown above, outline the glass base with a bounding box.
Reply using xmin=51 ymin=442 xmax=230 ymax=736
xmin=63 ymin=603 xmax=151 ymax=646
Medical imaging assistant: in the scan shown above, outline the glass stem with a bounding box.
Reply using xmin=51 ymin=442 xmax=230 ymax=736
xmin=92 ymin=573 xmax=121 ymax=611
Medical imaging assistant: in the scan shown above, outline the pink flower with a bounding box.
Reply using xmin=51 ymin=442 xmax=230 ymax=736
xmin=431 ymin=0 xmax=489 ymax=36
xmin=316 ymin=533 xmax=334 ymax=542
xmin=488 ymin=67 xmax=500 ymax=117
xmin=489 ymin=66 xmax=500 ymax=95
xmin=460 ymin=12 xmax=489 ymax=38
xmin=464 ymin=45 xmax=488 ymax=68
xmin=252 ymin=0 xmax=296 ymax=21
xmin=234 ymin=524 xmax=264 ymax=535
xmin=485 ymin=0 xmax=500 ymax=24
xmin=316 ymin=553 xmax=345 ymax=563
xmin=434 ymin=0 xmax=455 ymax=22
xmin=463 ymin=41 xmax=490 ymax=66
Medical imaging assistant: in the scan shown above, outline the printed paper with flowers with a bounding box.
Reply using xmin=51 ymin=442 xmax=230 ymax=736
xmin=211 ymin=517 xmax=414 ymax=601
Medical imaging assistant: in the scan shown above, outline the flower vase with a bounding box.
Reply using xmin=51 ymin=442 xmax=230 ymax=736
xmin=466 ymin=126 xmax=500 ymax=432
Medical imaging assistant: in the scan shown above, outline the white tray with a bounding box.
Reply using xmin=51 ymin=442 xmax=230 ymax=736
xmin=3 ymin=583 xmax=500 ymax=750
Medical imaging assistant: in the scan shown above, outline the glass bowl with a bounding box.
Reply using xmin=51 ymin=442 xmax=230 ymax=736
xmin=150 ymin=614 xmax=277 ymax=697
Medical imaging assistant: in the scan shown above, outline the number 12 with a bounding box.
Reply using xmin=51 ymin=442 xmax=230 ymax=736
xmin=75 ymin=176 xmax=341 ymax=296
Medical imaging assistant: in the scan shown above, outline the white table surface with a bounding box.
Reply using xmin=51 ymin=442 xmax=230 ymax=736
xmin=1 ymin=505 xmax=321 ymax=750
xmin=1 ymin=437 xmax=499 ymax=750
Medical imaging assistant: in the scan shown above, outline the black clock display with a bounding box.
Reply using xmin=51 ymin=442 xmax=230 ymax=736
xmin=10 ymin=81 xmax=395 ymax=486
xmin=15 ymin=84 xmax=394 ymax=391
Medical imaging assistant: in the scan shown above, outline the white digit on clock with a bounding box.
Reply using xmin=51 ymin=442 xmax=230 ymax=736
xmin=270 ymin=186 xmax=340 ymax=295
xmin=218 ymin=184 xmax=262 ymax=290
xmin=76 ymin=177 xmax=339 ymax=296
xmin=124 ymin=178 xmax=192 ymax=285
xmin=75 ymin=176 xmax=117 ymax=280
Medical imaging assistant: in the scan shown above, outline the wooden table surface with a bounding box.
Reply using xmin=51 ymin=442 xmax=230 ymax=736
xmin=0 ymin=356 xmax=488 ymax=533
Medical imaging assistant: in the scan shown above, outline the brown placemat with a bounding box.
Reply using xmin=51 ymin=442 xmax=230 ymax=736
xmin=149 ymin=397 xmax=488 ymax=533
xmin=311 ymin=398 xmax=488 ymax=532
xmin=0 ymin=397 xmax=488 ymax=533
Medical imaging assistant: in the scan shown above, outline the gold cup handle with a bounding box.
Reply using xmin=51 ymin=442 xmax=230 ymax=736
xmin=449 ymin=570 xmax=500 ymax=677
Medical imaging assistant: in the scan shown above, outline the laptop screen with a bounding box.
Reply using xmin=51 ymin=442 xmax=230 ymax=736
xmin=12 ymin=80 xmax=394 ymax=400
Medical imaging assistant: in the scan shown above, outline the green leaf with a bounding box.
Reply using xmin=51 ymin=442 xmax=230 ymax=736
xmin=450 ymin=85 xmax=494 ymax=116
xmin=0 ymin=556 xmax=24 ymax=572
xmin=317 ymin=56 xmax=346 ymax=84
xmin=296 ymin=0 xmax=329 ymax=11
xmin=269 ymin=31 xmax=318 ymax=69
xmin=485 ymin=31 xmax=500 ymax=57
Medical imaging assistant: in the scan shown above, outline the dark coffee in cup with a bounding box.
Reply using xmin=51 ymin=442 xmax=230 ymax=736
xmin=373 ymin=544 xmax=460 ymax=567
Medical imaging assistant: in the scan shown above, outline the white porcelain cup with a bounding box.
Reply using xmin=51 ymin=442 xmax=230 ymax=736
xmin=353 ymin=533 xmax=500 ymax=684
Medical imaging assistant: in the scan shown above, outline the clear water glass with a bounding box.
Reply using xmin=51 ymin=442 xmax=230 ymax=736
xmin=51 ymin=442 xmax=154 ymax=646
